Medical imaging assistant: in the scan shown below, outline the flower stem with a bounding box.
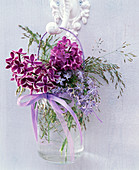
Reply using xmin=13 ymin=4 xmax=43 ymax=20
xmin=48 ymin=120 xmax=50 ymax=143
xmin=65 ymin=140 xmax=68 ymax=162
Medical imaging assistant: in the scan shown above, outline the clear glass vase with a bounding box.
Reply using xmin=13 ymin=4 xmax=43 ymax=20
xmin=37 ymin=98 xmax=84 ymax=164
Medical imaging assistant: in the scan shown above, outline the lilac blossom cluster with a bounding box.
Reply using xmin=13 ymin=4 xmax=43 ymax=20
xmin=52 ymin=70 xmax=99 ymax=116
xmin=67 ymin=73 xmax=99 ymax=116
xmin=5 ymin=36 xmax=84 ymax=94
xmin=50 ymin=36 xmax=83 ymax=71
xmin=5 ymin=36 xmax=99 ymax=116
xmin=6 ymin=48 xmax=59 ymax=93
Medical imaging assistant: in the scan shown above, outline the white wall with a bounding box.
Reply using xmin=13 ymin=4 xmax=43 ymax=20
xmin=0 ymin=0 xmax=139 ymax=170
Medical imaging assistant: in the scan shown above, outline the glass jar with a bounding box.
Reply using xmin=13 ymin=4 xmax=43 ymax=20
xmin=37 ymin=98 xmax=84 ymax=164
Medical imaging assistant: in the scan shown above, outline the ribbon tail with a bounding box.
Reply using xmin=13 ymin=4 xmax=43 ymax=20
xmin=50 ymin=95 xmax=83 ymax=145
xmin=49 ymin=100 xmax=74 ymax=162
xmin=31 ymin=103 xmax=38 ymax=141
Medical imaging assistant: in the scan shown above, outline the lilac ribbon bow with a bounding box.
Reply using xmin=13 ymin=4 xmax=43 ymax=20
xmin=17 ymin=93 xmax=83 ymax=161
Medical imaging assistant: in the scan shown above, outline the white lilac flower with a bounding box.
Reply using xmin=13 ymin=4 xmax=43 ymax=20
xmin=76 ymin=70 xmax=84 ymax=82
xmin=84 ymin=108 xmax=93 ymax=116
xmin=57 ymin=71 xmax=62 ymax=75
xmin=75 ymin=82 xmax=84 ymax=91
xmin=51 ymin=87 xmax=63 ymax=94
xmin=63 ymin=72 xmax=72 ymax=80
xmin=87 ymin=77 xmax=94 ymax=88
xmin=87 ymin=87 xmax=97 ymax=95
xmin=56 ymin=77 xmax=66 ymax=86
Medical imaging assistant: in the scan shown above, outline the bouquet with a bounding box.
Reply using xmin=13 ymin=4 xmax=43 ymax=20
xmin=5 ymin=26 xmax=136 ymax=163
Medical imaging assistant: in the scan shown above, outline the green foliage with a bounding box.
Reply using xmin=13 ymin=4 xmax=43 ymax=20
xmin=85 ymin=40 xmax=137 ymax=98
xmin=16 ymin=86 xmax=26 ymax=97
xmin=19 ymin=25 xmax=59 ymax=62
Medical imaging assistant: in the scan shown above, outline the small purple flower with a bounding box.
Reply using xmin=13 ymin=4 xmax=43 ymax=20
xmin=12 ymin=48 xmax=27 ymax=55
xmin=63 ymin=72 xmax=72 ymax=80
xmin=21 ymin=63 xmax=34 ymax=76
xmin=87 ymin=77 xmax=94 ymax=87
xmin=76 ymin=70 xmax=84 ymax=82
xmin=5 ymin=52 xmax=15 ymax=69
xmin=47 ymin=68 xmax=59 ymax=82
xmin=81 ymin=100 xmax=88 ymax=109
xmin=35 ymin=64 xmax=47 ymax=74
xmin=58 ymin=36 xmax=71 ymax=46
xmin=71 ymin=42 xmax=78 ymax=48
xmin=62 ymin=62 xmax=72 ymax=71
xmin=67 ymin=88 xmax=74 ymax=93
xmin=5 ymin=52 xmax=19 ymax=69
xmin=20 ymin=76 xmax=35 ymax=86
xmin=33 ymin=75 xmax=42 ymax=89
xmin=25 ymin=54 xmax=42 ymax=66
xmin=11 ymin=60 xmax=24 ymax=74
xmin=56 ymin=77 xmax=66 ymax=86
xmin=36 ymin=76 xmax=54 ymax=93
xmin=75 ymin=55 xmax=83 ymax=65
xmin=20 ymin=76 xmax=35 ymax=93
xmin=11 ymin=73 xmax=21 ymax=86
xmin=6 ymin=52 xmax=14 ymax=63
xmin=50 ymin=36 xmax=83 ymax=71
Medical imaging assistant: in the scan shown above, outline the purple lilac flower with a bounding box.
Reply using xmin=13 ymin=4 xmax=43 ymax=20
xmin=47 ymin=68 xmax=59 ymax=82
xmin=33 ymin=75 xmax=42 ymax=89
xmin=58 ymin=36 xmax=71 ymax=46
xmin=6 ymin=37 xmax=84 ymax=94
xmin=56 ymin=77 xmax=66 ymax=86
xmin=51 ymin=87 xmax=64 ymax=94
xmin=11 ymin=73 xmax=21 ymax=86
xmin=20 ymin=76 xmax=35 ymax=93
xmin=35 ymin=64 xmax=47 ymax=74
xmin=76 ymin=70 xmax=84 ymax=82
xmin=6 ymin=52 xmax=18 ymax=69
xmin=36 ymin=76 xmax=54 ymax=93
xmin=20 ymin=76 xmax=35 ymax=85
xmin=21 ymin=63 xmax=34 ymax=76
xmin=12 ymin=48 xmax=27 ymax=55
xmin=62 ymin=62 xmax=72 ymax=71
xmin=63 ymin=71 xmax=72 ymax=80
xmin=11 ymin=60 xmax=24 ymax=74
xmin=50 ymin=36 xmax=83 ymax=71
xmin=25 ymin=54 xmax=42 ymax=66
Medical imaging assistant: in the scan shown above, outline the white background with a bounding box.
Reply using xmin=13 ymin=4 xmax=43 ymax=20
xmin=0 ymin=0 xmax=139 ymax=170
